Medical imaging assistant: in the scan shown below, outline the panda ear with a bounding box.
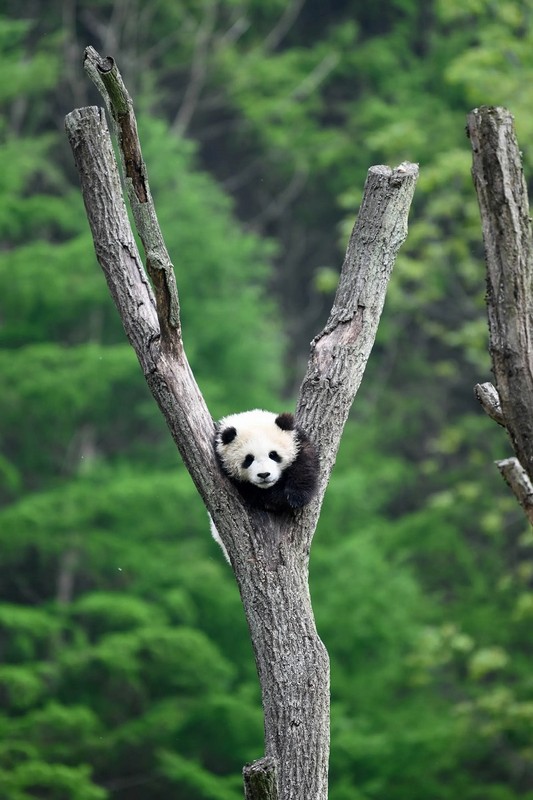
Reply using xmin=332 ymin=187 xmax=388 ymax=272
xmin=275 ymin=413 xmax=294 ymax=431
xmin=220 ymin=426 xmax=237 ymax=445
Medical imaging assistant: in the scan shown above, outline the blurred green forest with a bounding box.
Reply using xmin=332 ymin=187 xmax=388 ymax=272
xmin=1 ymin=0 xmax=533 ymax=798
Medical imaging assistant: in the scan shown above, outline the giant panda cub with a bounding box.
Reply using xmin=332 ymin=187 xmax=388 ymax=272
xmin=211 ymin=409 xmax=319 ymax=559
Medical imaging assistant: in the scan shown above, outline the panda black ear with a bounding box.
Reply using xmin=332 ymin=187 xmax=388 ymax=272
xmin=275 ymin=413 xmax=294 ymax=431
xmin=220 ymin=426 xmax=237 ymax=445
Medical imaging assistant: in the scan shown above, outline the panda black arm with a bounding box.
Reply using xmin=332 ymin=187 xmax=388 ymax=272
xmin=281 ymin=429 xmax=319 ymax=509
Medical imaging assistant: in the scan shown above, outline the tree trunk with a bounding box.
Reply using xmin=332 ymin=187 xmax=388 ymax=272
xmin=65 ymin=48 xmax=418 ymax=800
xmin=468 ymin=106 xmax=533 ymax=522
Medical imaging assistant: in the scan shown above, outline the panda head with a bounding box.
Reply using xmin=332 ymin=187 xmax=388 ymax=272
xmin=215 ymin=409 xmax=298 ymax=489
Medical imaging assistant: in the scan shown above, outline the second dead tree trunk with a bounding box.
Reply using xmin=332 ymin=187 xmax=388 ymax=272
xmin=65 ymin=48 xmax=418 ymax=800
xmin=468 ymin=106 xmax=533 ymax=525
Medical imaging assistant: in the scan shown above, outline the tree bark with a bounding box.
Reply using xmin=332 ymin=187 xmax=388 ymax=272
xmin=243 ymin=757 xmax=278 ymax=800
xmin=497 ymin=457 xmax=533 ymax=525
xmin=468 ymin=106 xmax=533 ymax=515
xmin=66 ymin=49 xmax=418 ymax=800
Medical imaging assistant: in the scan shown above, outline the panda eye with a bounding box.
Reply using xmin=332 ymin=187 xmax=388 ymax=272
xmin=242 ymin=454 xmax=254 ymax=469
xmin=269 ymin=451 xmax=282 ymax=463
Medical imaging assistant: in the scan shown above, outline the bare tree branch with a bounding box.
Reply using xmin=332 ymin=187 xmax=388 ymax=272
xmin=263 ymin=0 xmax=306 ymax=52
xmin=64 ymin=106 xmax=221 ymax=516
xmin=474 ymin=381 xmax=505 ymax=426
xmin=84 ymin=46 xmax=182 ymax=356
xmin=468 ymin=107 xmax=533 ymax=491
xmin=290 ymin=53 xmax=339 ymax=102
xmin=171 ymin=0 xmax=219 ymax=136
xmin=64 ymin=106 xmax=158 ymax=355
xmin=297 ymin=162 xmax=419 ymax=537
xmin=66 ymin=49 xmax=418 ymax=800
xmin=497 ymin=458 xmax=533 ymax=525
xmin=248 ymin=166 xmax=308 ymax=227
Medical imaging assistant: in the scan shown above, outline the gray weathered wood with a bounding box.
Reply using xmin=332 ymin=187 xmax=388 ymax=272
xmin=243 ymin=757 xmax=278 ymax=800
xmin=474 ymin=381 xmax=505 ymax=427
xmin=468 ymin=107 xmax=533 ymax=498
xmin=84 ymin=46 xmax=182 ymax=353
xmin=497 ymin=457 xmax=533 ymax=525
xmin=66 ymin=50 xmax=418 ymax=799
xmin=65 ymin=106 xmax=220 ymax=513
xmin=296 ymin=162 xmax=419 ymax=540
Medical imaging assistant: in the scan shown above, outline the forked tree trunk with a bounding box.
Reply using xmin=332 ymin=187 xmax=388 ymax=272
xmin=468 ymin=106 xmax=533 ymax=523
xmin=65 ymin=48 xmax=418 ymax=800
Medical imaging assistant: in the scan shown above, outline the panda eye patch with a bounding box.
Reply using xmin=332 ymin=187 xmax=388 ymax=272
xmin=242 ymin=454 xmax=254 ymax=469
xmin=269 ymin=451 xmax=282 ymax=463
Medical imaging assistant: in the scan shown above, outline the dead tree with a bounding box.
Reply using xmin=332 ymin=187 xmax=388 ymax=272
xmin=65 ymin=47 xmax=418 ymax=800
xmin=468 ymin=106 xmax=533 ymax=525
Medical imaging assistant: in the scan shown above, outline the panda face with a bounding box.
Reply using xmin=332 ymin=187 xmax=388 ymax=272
xmin=216 ymin=410 xmax=298 ymax=489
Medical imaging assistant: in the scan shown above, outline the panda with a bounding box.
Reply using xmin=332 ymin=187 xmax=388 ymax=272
xmin=210 ymin=409 xmax=319 ymax=560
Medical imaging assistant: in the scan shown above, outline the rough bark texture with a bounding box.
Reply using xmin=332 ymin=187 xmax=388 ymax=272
xmin=297 ymin=162 xmax=419 ymax=536
xmin=243 ymin=752 xmax=278 ymax=799
xmin=474 ymin=381 xmax=505 ymax=427
xmin=64 ymin=106 xmax=218 ymax=512
xmin=66 ymin=50 xmax=418 ymax=800
xmin=497 ymin=457 xmax=533 ymax=525
xmin=84 ymin=47 xmax=182 ymax=355
xmin=468 ymin=106 xmax=533 ymax=512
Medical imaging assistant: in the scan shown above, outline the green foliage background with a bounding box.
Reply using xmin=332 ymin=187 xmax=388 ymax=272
xmin=1 ymin=1 xmax=533 ymax=798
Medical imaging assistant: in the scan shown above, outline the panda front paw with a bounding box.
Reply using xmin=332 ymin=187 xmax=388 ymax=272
xmin=284 ymin=487 xmax=311 ymax=509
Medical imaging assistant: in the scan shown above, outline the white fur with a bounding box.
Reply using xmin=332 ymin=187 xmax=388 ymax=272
xmin=208 ymin=513 xmax=229 ymax=562
xmin=216 ymin=409 xmax=298 ymax=488
xmin=210 ymin=410 xmax=299 ymax=562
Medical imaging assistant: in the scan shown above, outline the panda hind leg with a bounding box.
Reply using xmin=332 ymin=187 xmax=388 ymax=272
xmin=208 ymin=514 xmax=230 ymax=562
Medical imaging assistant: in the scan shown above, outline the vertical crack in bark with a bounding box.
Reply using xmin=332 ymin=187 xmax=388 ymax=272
xmin=118 ymin=111 xmax=148 ymax=203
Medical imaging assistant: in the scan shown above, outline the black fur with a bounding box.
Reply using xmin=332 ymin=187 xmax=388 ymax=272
xmin=275 ymin=412 xmax=295 ymax=431
xmin=216 ymin=419 xmax=319 ymax=513
xmin=220 ymin=426 xmax=237 ymax=445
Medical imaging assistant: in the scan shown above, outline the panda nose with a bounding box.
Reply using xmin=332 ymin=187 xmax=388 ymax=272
xmin=257 ymin=472 xmax=270 ymax=479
